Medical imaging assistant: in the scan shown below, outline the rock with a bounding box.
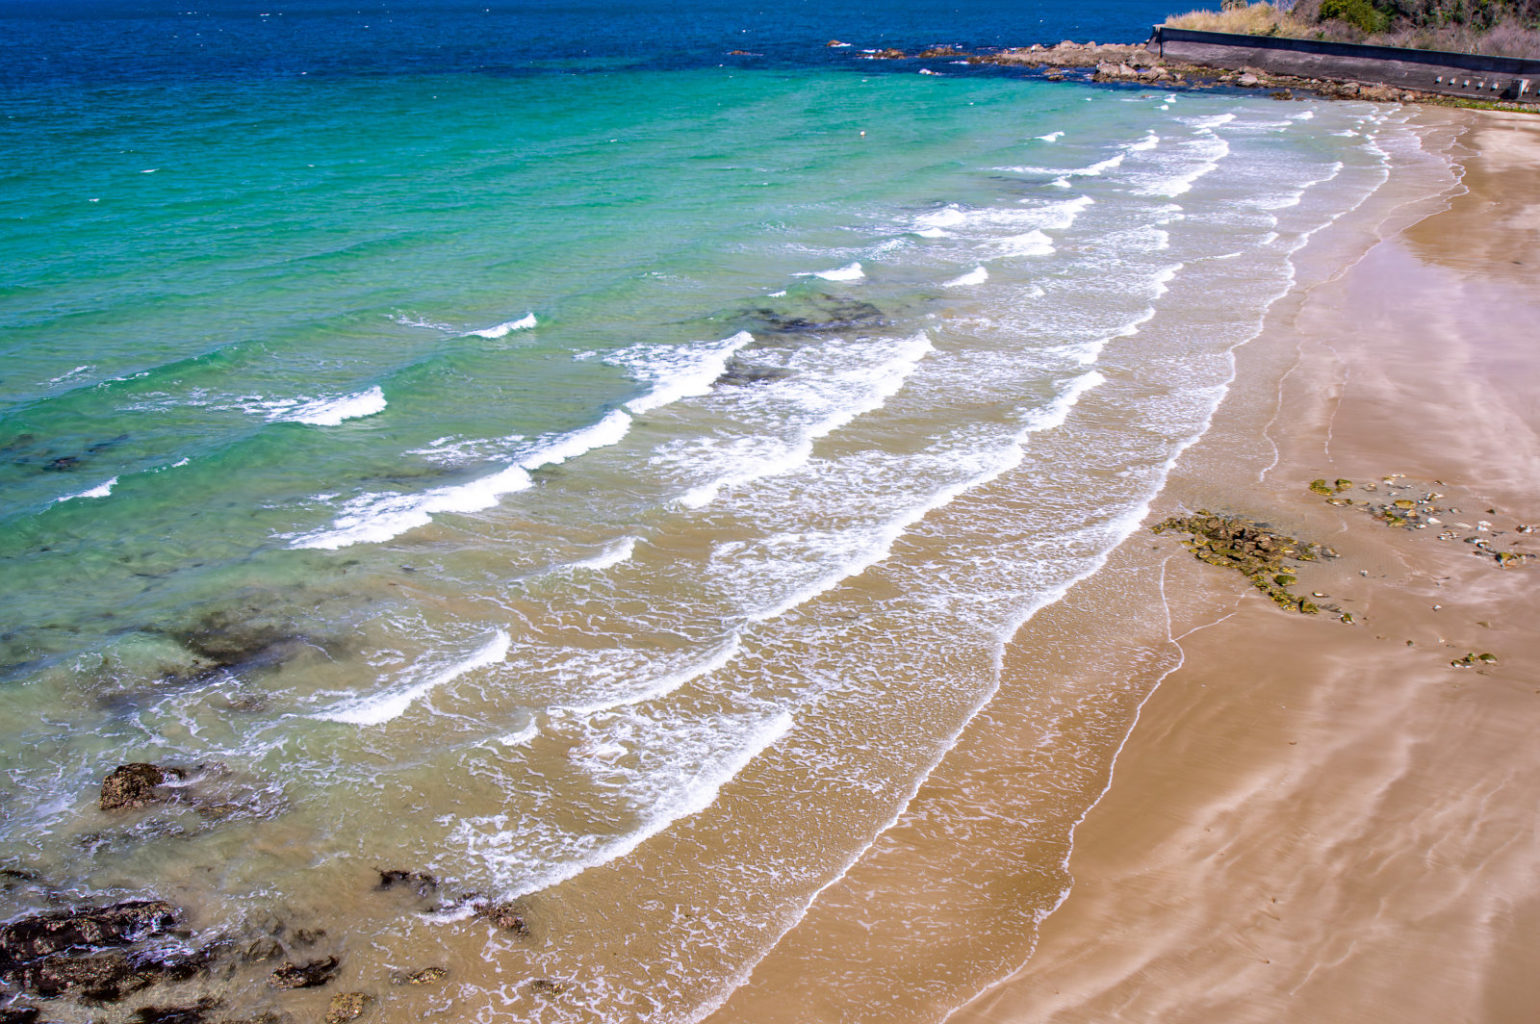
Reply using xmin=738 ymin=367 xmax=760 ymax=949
xmin=871 ymin=48 xmax=905 ymax=59
xmin=391 ymin=966 xmax=447 ymax=985
xmin=238 ymin=937 xmax=284 ymax=963
xmin=474 ymin=902 xmax=527 ymax=934
xmin=1127 ymin=48 xmax=1157 ymax=68
xmin=916 ymin=45 xmax=966 ymax=58
xmin=375 ymin=870 xmax=437 ymax=899
xmin=826 ymin=40 xmax=847 ymax=47
xmin=324 ymin=993 xmax=370 ymax=1024
xmin=0 ymin=1007 xmax=40 ymax=1023
xmin=267 ymin=956 xmax=340 ymax=990
xmin=1238 ymin=72 xmax=1260 ymax=87
xmin=0 ymin=900 xmax=177 ymax=966
xmin=133 ymin=1001 xmax=220 ymax=1024
xmin=43 ymin=456 xmax=79 ymax=472
xmin=5 ymin=950 xmax=153 ymax=1001
xmin=529 ymin=978 xmax=567 ymax=996
xmin=715 ymin=359 xmax=793 ymax=387
xmin=100 ymin=763 xmax=186 ymax=811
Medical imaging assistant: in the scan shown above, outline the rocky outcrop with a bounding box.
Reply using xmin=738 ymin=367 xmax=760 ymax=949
xmin=0 ymin=901 xmax=176 ymax=964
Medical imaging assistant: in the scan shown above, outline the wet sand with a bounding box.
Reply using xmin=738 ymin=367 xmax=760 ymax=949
xmin=950 ymin=109 xmax=1540 ymax=1024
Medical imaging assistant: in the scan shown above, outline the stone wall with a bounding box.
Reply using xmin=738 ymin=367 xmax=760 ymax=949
xmin=1152 ymin=26 xmax=1540 ymax=101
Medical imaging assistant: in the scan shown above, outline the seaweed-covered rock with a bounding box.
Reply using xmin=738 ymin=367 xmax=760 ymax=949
xmin=133 ymin=1000 xmax=221 ymax=1024
xmin=391 ymin=966 xmax=447 ymax=985
xmin=715 ymin=358 xmax=793 ymax=387
xmin=0 ymin=1006 xmax=41 ymax=1023
xmin=1153 ymin=511 xmax=1348 ymax=620
xmin=374 ymin=870 xmax=436 ymax=900
xmin=324 ymin=993 xmax=370 ymax=1024
xmin=473 ymin=901 xmax=527 ymax=934
xmin=100 ymin=764 xmax=187 ymax=811
xmin=0 ymin=901 xmax=176 ymax=965
xmin=267 ymin=956 xmax=339 ymax=990
xmin=5 ymin=949 xmax=153 ymax=1001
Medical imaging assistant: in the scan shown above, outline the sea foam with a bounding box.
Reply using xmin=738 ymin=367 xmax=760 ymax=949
xmin=316 ymin=629 xmax=512 ymax=725
xmin=470 ymin=313 xmax=538 ymax=338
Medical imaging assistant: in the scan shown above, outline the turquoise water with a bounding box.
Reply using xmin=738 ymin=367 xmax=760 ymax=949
xmin=0 ymin=3 xmax=1434 ymax=1019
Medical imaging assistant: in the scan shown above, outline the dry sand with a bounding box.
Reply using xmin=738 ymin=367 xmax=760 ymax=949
xmin=950 ymin=109 xmax=1540 ymax=1024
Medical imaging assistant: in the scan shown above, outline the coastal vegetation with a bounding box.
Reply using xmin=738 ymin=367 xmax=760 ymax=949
xmin=1167 ymin=0 xmax=1540 ymax=56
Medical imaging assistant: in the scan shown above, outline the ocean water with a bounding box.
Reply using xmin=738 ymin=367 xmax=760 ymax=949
xmin=0 ymin=1 xmax=1434 ymax=1020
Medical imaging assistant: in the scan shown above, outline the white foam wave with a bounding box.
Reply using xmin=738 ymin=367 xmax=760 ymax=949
xmin=44 ymin=365 xmax=92 ymax=387
xmin=995 ymin=230 xmax=1054 ymax=258
xmin=1127 ymin=131 xmax=1160 ymax=153
xmin=470 ymin=313 xmax=537 ymax=338
xmin=562 ymin=536 xmax=638 ymax=573
xmin=615 ymin=332 xmax=754 ymax=416
xmin=55 ymin=477 xmax=118 ymax=503
xmin=316 ymin=629 xmax=511 ymax=726
xmin=678 ymin=332 xmax=933 ymax=508
xmin=563 ymin=636 xmax=745 ymax=715
xmin=290 ymin=411 xmax=631 ymax=549
xmin=277 ymin=386 xmax=387 ymax=426
xmin=1002 ymin=151 xmax=1125 ymax=179
xmin=944 ymin=266 xmax=989 ymax=288
xmin=803 ymin=262 xmax=865 ymax=282
xmin=451 ymin=709 xmax=794 ymax=900
xmin=1036 ymin=131 xmax=1064 ymax=142
xmin=1135 ymin=133 xmax=1229 ymax=197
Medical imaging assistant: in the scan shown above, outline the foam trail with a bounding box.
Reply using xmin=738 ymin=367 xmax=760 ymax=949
xmin=680 ymin=332 xmax=933 ymax=508
xmin=316 ymin=629 xmax=512 ymax=725
xmin=744 ymin=369 xmax=1106 ymax=624
xmin=995 ymin=230 xmax=1054 ymax=258
xmin=944 ymin=266 xmax=989 ymax=288
xmin=454 ymin=710 xmax=795 ymax=900
xmin=471 ymin=313 xmax=538 ymax=338
xmin=622 ymin=332 xmax=755 ymax=415
xmin=563 ymin=636 xmax=746 ymax=715
xmin=520 ymin=409 xmax=632 ymax=470
xmin=276 ymin=386 xmax=387 ymax=426
xmin=55 ymin=477 xmax=118 ymax=503
xmin=562 ymin=536 xmax=639 ymax=573
xmin=1036 ymin=131 xmax=1064 ymax=142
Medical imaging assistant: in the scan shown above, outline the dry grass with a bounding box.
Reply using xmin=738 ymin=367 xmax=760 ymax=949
xmin=1166 ymin=1 xmax=1540 ymax=55
xmin=1164 ymin=3 xmax=1318 ymax=37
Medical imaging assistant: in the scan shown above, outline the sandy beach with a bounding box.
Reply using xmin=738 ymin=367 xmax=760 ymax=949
xmin=704 ymin=106 xmax=1540 ymax=1024
xmin=949 ymin=108 xmax=1540 ymax=1024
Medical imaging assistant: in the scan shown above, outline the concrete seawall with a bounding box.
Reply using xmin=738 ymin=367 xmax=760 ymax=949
xmin=1153 ymin=26 xmax=1540 ymax=102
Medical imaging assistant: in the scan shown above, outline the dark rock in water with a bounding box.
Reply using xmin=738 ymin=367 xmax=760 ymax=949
xmin=374 ymin=870 xmax=437 ymax=899
xmin=390 ymin=966 xmax=447 ymax=985
xmin=238 ymin=938 xmax=284 ymax=964
xmin=324 ymin=993 xmax=370 ymax=1024
xmin=43 ymin=456 xmax=79 ymax=472
xmin=473 ymin=901 xmax=527 ymax=934
xmin=267 ymin=956 xmax=339 ymax=990
xmin=0 ymin=1007 xmax=40 ymax=1023
xmin=100 ymin=764 xmax=187 ymax=811
xmin=735 ymin=295 xmax=887 ymax=336
xmin=715 ymin=358 xmax=793 ymax=387
xmin=289 ymin=928 xmax=325 ymax=947
xmin=0 ymin=901 xmax=177 ymax=966
xmin=6 ymin=949 xmax=153 ymax=1001
xmin=528 ymin=978 xmax=567 ymax=996
xmin=133 ymin=1000 xmax=221 ymax=1024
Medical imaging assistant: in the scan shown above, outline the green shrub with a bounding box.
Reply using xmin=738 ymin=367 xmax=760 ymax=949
xmin=1320 ymin=0 xmax=1393 ymax=31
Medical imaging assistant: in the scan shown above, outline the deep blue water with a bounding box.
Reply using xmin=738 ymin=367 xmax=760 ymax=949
xmin=1 ymin=0 xmax=1181 ymax=83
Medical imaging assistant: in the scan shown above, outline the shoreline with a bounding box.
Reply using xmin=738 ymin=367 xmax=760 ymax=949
xmin=949 ymin=107 xmax=1540 ymax=1022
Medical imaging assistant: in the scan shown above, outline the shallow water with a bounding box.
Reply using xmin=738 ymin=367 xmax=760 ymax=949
xmin=0 ymin=1 xmax=1434 ymax=1018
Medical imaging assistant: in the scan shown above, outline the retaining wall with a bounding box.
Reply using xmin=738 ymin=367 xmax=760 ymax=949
xmin=1152 ymin=26 xmax=1540 ymax=101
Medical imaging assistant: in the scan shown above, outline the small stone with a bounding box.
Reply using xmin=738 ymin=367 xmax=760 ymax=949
xmin=325 ymin=993 xmax=370 ymax=1024
xmin=1478 ymin=653 xmax=1498 ymax=663
xmin=392 ymin=966 xmax=448 ymax=985
xmin=529 ymin=978 xmax=567 ymax=996
xmin=1238 ymin=72 xmax=1260 ymax=86
xmin=475 ymin=901 xmax=527 ymax=934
